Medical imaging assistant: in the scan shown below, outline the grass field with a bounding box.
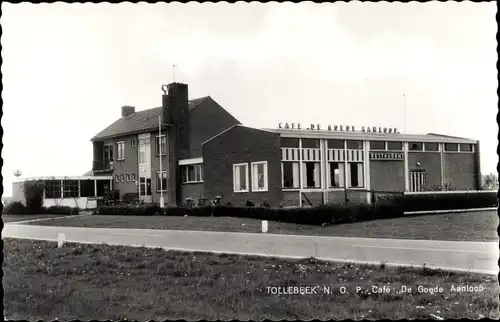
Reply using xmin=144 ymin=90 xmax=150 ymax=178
xmin=23 ymin=210 xmax=499 ymax=242
xmin=3 ymin=238 xmax=498 ymax=320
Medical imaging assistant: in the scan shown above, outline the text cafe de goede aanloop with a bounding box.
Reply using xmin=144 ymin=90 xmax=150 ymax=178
xmin=278 ymin=122 xmax=400 ymax=134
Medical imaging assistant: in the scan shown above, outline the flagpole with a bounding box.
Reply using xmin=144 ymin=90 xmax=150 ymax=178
xmin=159 ymin=115 xmax=164 ymax=207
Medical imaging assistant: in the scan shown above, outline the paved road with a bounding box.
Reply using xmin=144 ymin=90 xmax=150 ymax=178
xmin=3 ymin=223 xmax=498 ymax=275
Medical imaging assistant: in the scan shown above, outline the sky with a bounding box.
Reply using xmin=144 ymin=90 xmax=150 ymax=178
xmin=1 ymin=2 xmax=497 ymax=197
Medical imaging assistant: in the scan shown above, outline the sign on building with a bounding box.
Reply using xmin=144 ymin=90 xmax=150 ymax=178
xmin=370 ymin=152 xmax=404 ymax=161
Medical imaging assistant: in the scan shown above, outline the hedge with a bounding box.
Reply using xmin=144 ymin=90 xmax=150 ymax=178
xmin=93 ymin=203 xmax=404 ymax=226
xmin=2 ymin=202 xmax=79 ymax=215
xmin=91 ymin=192 xmax=497 ymax=226
xmin=393 ymin=192 xmax=498 ymax=212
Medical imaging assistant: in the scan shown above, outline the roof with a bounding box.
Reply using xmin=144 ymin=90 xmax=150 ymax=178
xmin=264 ymin=128 xmax=477 ymax=144
xmin=82 ymin=170 xmax=94 ymax=176
xmin=91 ymin=96 xmax=209 ymax=141
xmin=201 ymin=124 xmax=278 ymax=146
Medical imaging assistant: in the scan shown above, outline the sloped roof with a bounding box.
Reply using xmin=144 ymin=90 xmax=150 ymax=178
xmin=82 ymin=170 xmax=94 ymax=176
xmin=91 ymin=96 xmax=209 ymax=141
xmin=425 ymin=133 xmax=472 ymax=140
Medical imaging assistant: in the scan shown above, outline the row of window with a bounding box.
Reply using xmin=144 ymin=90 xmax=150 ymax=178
xmin=281 ymin=138 xmax=474 ymax=152
xmin=115 ymin=173 xmax=137 ymax=183
xmin=282 ymin=161 xmax=364 ymax=189
xmin=233 ymin=162 xmax=268 ymax=193
xmin=44 ymin=180 xmax=96 ymax=199
xmin=107 ymin=135 xmax=167 ymax=163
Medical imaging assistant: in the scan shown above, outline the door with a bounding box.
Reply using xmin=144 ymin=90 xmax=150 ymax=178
xmin=103 ymin=145 xmax=113 ymax=170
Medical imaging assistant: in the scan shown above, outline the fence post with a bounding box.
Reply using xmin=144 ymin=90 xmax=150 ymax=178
xmin=57 ymin=233 xmax=66 ymax=248
xmin=261 ymin=220 xmax=268 ymax=233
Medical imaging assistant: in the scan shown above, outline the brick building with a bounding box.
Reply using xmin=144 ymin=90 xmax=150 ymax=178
xmin=90 ymin=82 xmax=481 ymax=207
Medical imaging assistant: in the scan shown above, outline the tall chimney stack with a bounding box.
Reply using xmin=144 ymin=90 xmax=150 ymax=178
xmin=162 ymin=82 xmax=190 ymax=206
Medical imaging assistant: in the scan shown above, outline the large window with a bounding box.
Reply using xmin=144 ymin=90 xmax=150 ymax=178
xmin=156 ymin=135 xmax=166 ymax=156
xmin=280 ymin=138 xmax=299 ymax=148
xmin=181 ymin=164 xmax=203 ymax=183
xmin=251 ymin=161 xmax=268 ymax=192
xmin=302 ymin=162 xmax=321 ymax=188
xmin=387 ymin=141 xmax=403 ymax=151
xmin=424 ymin=143 xmax=439 ymax=151
xmin=117 ymin=141 xmax=125 ymax=160
xmin=301 ymin=139 xmax=320 ymax=149
xmin=327 ymin=139 xmax=344 ymax=149
xmin=63 ymin=180 xmax=79 ymax=198
xmin=79 ymin=180 xmax=95 ymax=197
xmin=445 ymin=143 xmax=458 ymax=152
xmin=282 ymin=162 xmax=300 ymax=189
xmin=233 ymin=163 xmax=249 ymax=192
xmin=157 ymin=171 xmax=167 ymax=192
xmin=370 ymin=141 xmax=386 ymax=150
xmin=409 ymin=142 xmax=423 ymax=151
xmin=328 ymin=162 xmax=345 ymax=188
xmin=45 ymin=180 xmax=61 ymax=199
xmin=346 ymin=140 xmax=363 ymax=149
xmin=348 ymin=163 xmax=364 ymax=188
xmin=139 ymin=138 xmax=150 ymax=164
xmin=460 ymin=143 xmax=473 ymax=152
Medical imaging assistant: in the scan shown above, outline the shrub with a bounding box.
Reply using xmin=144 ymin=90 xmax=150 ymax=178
xmin=23 ymin=180 xmax=45 ymax=212
xmin=45 ymin=206 xmax=79 ymax=215
xmin=393 ymin=192 xmax=498 ymax=212
xmin=3 ymin=201 xmax=27 ymax=214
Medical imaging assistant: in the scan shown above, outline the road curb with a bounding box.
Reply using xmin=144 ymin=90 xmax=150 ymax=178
xmin=404 ymin=207 xmax=497 ymax=216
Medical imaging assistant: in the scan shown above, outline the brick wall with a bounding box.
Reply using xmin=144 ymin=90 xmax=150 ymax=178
xmin=103 ymin=135 xmax=139 ymax=198
xmin=203 ymin=125 xmax=283 ymax=207
xmin=408 ymin=152 xmax=442 ymax=189
xmin=369 ymin=160 xmax=405 ymax=192
xmin=188 ymin=97 xmax=241 ymax=158
xmin=444 ymin=153 xmax=476 ymax=190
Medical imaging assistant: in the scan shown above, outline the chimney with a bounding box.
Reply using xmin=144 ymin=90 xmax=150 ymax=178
xmin=162 ymin=82 xmax=190 ymax=206
xmin=121 ymin=106 xmax=135 ymax=118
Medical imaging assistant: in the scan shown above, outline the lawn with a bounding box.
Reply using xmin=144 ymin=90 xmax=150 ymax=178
xmin=3 ymin=238 xmax=499 ymax=320
xmin=23 ymin=210 xmax=499 ymax=242
xmin=2 ymin=214 xmax=73 ymax=223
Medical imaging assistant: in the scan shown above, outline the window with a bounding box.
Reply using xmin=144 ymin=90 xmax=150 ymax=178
xmin=80 ymin=180 xmax=95 ymax=197
xmin=280 ymin=138 xmax=299 ymax=148
xmin=409 ymin=142 xmax=423 ymax=151
xmin=156 ymin=135 xmax=166 ymax=156
xmin=132 ymin=173 xmax=136 ymax=182
xmin=157 ymin=171 xmax=167 ymax=192
xmin=327 ymin=139 xmax=344 ymax=149
xmin=348 ymin=163 xmax=364 ymax=188
xmin=387 ymin=141 xmax=403 ymax=151
xmin=63 ymin=180 xmax=79 ymax=198
xmin=282 ymin=162 xmax=300 ymax=189
xmin=424 ymin=143 xmax=439 ymax=151
xmin=445 ymin=143 xmax=458 ymax=152
xmin=126 ymin=174 xmax=130 ymax=182
xmin=346 ymin=140 xmax=363 ymax=149
xmin=139 ymin=177 xmax=146 ymax=195
xmin=139 ymin=138 xmax=150 ymax=164
xmin=117 ymin=142 xmax=125 ymax=160
xmin=131 ymin=139 xmax=136 ymax=147
xmin=460 ymin=143 xmax=473 ymax=152
xmin=233 ymin=163 xmax=249 ymax=192
xmin=251 ymin=161 xmax=268 ymax=192
xmin=370 ymin=141 xmax=386 ymax=150
xmin=302 ymin=162 xmax=321 ymax=188
xmin=120 ymin=175 xmax=125 ymax=182
xmin=181 ymin=164 xmax=203 ymax=183
xmin=44 ymin=180 xmax=61 ymax=199
xmin=410 ymin=169 xmax=426 ymax=192
xmin=146 ymin=178 xmax=151 ymax=195
xmin=115 ymin=175 xmax=119 ymax=183
xmin=301 ymin=139 xmax=320 ymax=149
xmin=328 ymin=162 xmax=345 ymax=188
